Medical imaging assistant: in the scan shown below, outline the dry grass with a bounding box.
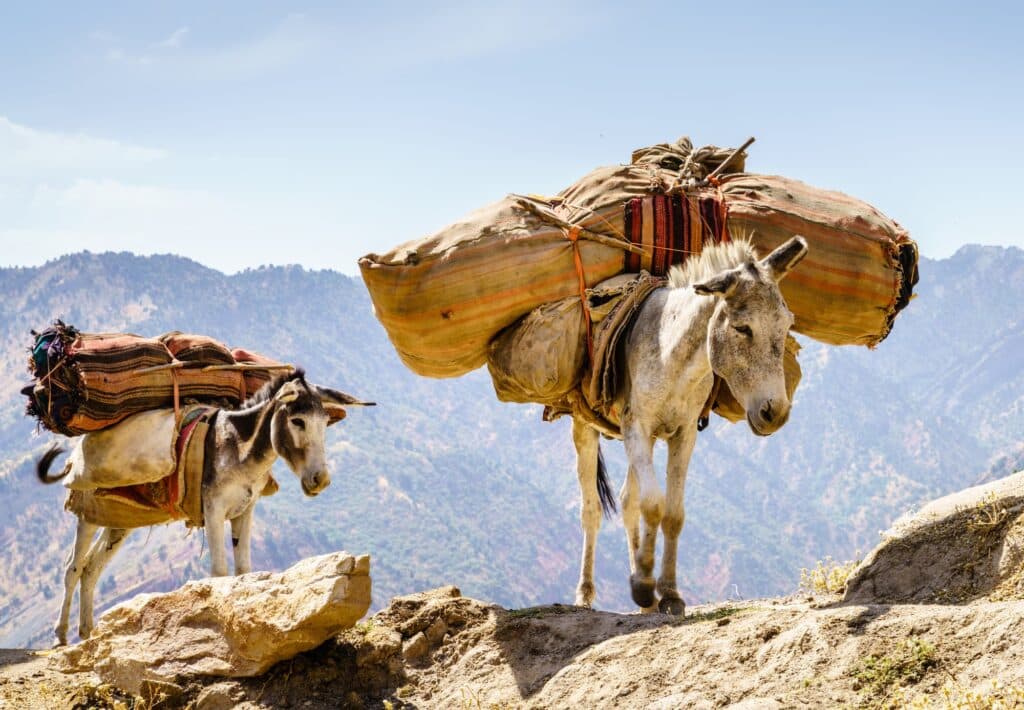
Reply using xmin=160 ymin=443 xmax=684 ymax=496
xmin=897 ymin=679 xmax=1024 ymax=709
xmin=799 ymin=555 xmax=860 ymax=595
xmin=965 ymin=493 xmax=1010 ymax=534
xmin=852 ymin=637 xmax=937 ymax=705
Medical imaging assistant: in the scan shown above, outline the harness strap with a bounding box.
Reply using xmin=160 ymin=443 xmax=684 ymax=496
xmin=697 ymin=374 xmax=723 ymax=432
xmin=565 ymin=225 xmax=595 ymax=365
xmin=169 ymin=406 xmax=216 ymax=520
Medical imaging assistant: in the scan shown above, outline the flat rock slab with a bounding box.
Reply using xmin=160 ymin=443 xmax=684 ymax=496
xmin=844 ymin=471 xmax=1024 ymax=604
xmin=53 ymin=551 xmax=371 ymax=696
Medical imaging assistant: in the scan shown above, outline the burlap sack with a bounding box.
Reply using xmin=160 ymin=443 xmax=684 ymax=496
xmin=360 ymin=138 xmax=917 ymax=379
xmin=486 ymin=275 xmax=636 ymax=405
xmin=61 ymin=409 xmax=178 ymax=490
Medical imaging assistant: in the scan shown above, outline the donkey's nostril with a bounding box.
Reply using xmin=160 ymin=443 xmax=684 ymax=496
xmin=761 ymin=401 xmax=774 ymax=423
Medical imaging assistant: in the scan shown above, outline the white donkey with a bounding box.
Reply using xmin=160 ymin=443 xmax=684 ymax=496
xmin=572 ymin=236 xmax=808 ymax=614
xmin=37 ymin=369 xmax=371 ymax=645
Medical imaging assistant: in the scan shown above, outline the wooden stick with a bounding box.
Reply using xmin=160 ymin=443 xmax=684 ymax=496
xmin=704 ymin=136 xmax=756 ymax=183
xmin=133 ymin=361 xmax=189 ymax=374
xmin=135 ymin=362 xmax=295 ymax=375
xmin=513 ymin=196 xmax=648 ymax=256
xmin=200 ymin=364 xmax=295 ymax=373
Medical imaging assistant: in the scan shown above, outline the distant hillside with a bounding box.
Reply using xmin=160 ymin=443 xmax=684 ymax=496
xmin=1 ymin=246 xmax=1022 ymax=647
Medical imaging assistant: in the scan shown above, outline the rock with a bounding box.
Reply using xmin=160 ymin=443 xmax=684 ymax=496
xmin=402 ymin=632 xmax=430 ymax=661
xmin=425 ymin=617 xmax=448 ymax=645
xmin=195 ymin=681 xmax=246 ymax=710
xmin=52 ymin=551 xmax=371 ymax=696
xmin=844 ymin=472 xmax=1024 ymax=604
xmin=354 ymin=627 xmax=403 ymax=667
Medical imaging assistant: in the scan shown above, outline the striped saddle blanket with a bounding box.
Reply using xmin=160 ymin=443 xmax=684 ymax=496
xmin=25 ymin=322 xmax=289 ymax=436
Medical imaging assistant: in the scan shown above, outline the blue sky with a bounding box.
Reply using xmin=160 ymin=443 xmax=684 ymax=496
xmin=1 ymin=1 xmax=1021 ymax=273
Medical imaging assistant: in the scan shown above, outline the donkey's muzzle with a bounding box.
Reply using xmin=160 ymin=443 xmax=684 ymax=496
xmin=747 ymin=401 xmax=790 ymax=436
xmin=302 ymin=470 xmax=331 ymax=497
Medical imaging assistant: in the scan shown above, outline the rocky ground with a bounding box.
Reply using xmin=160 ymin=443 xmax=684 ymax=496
xmin=4 ymin=589 xmax=1024 ymax=709
xmin=3 ymin=474 xmax=1024 ymax=709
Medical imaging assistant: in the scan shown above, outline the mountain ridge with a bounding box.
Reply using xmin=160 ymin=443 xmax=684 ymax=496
xmin=1 ymin=245 xmax=1021 ymax=647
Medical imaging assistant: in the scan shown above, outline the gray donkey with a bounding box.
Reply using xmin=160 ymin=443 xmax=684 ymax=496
xmin=37 ymin=369 xmax=372 ymax=645
xmin=572 ymin=236 xmax=808 ymax=615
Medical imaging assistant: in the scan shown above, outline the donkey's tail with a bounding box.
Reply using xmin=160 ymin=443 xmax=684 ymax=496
xmin=37 ymin=443 xmax=68 ymax=484
xmin=596 ymin=443 xmax=617 ymax=517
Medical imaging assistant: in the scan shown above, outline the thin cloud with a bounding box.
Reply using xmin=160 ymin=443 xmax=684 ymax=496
xmin=154 ymin=27 xmax=189 ymax=49
xmin=101 ymin=15 xmax=322 ymax=79
xmin=0 ymin=116 xmax=166 ymax=178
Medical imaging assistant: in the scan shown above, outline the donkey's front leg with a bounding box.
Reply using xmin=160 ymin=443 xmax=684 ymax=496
xmin=622 ymin=419 xmax=660 ymax=610
xmin=657 ymin=429 xmax=696 ymax=615
xmin=56 ymin=519 xmax=98 ymax=645
xmin=204 ymin=499 xmax=230 ymax=577
xmin=571 ymin=417 xmax=602 ymax=608
xmin=230 ymin=503 xmax=256 ymax=575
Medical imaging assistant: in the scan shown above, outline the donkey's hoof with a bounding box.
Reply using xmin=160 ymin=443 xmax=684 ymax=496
xmin=575 ymin=582 xmax=595 ymax=608
xmin=630 ymin=574 xmax=657 ymax=608
xmin=658 ymin=595 xmax=685 ymax=616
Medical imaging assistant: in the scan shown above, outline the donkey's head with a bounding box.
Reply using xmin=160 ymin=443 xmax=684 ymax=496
xmin=266 ymin=372 xmax=332 ymax=496
xmin=263 ymin=371 xmax=374 ymax=496
xmin=694 ymin=236 xmax=808 ymax=436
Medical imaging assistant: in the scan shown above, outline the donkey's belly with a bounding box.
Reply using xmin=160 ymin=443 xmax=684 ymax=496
xmin=218 ymin=479 xmax=263 ymax=519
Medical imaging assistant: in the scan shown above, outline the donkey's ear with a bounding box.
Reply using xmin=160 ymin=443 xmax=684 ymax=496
xmin=313 ymin=385 xmax=375 ymax=408
xmin=313 ymin=385 xmax=375 ymax=427
xmin=763 ymin=236 xmax=808 ymax=282
xmin=693 ymin=270 xmax=740 ymax=299
xmin=274 ymin=381 xmax=302 ymax=403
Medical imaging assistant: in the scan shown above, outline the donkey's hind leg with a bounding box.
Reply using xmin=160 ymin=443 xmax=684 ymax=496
xmin=56 ymin=519 xmax=98 ymax=645
xmin=78 ymin=528 xmax=129 ymax=640
xmin=572 ymin=418 xmax=602 ymax=608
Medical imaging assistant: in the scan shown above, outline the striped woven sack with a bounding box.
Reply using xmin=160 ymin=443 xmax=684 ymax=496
xmin=25 ymin=322 xmax=290 ymax=436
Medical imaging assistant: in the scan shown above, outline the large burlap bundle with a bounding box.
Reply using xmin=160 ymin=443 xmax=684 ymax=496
xmin=25 ymin=322 xmax=289 ymax=436
xmin=64 ymin=405 xmax=215 ymax=528
xmin=360 ymin=138 xmax=917 ymax=379
xmin=61 ymin=409 xmax=178 ymax=490
xmin=487 ymin=274 xmax=636 ymax=405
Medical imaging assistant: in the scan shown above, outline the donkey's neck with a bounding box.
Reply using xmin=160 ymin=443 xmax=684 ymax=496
xmin=214 ymin=402 xmax=279 ymax=480
xmin=656 ymin=286 xmax=717 ymax=379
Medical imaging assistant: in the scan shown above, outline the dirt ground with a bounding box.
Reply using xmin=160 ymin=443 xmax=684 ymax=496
xmin=4 ymin=586 xmax=1024 ymax=709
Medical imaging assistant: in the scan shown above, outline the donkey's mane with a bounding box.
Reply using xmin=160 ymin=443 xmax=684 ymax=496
xmin=240 ymin=368 xmax=307 ymax=408
xmin=667 ymin=240 xmax=757 ymax=288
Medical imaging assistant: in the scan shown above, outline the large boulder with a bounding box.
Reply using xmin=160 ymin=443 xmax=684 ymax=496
xmin=843 ymin=472 xmax=1024 ymax=604
xmin=53 ymin=551 xmax=371 ymax=696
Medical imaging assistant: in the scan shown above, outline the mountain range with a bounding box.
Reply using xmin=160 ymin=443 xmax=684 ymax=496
xmin=1 ymin=245 xmax=1021 ymax=647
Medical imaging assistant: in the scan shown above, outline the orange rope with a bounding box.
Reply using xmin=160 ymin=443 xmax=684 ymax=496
xmin=713 ymin=180 xmax=731 ymax=243
xmin=566 ymin=226 xmax=595 ymax=364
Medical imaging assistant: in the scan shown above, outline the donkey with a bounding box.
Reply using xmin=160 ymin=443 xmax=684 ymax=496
xmin=572 ymin=236 xmax=808 ymax=615
xmin=37 ymin=370 xmax=370 ymax=645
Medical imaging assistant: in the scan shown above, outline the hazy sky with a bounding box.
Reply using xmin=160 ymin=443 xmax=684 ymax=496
xmin=2 ymin=1 xmax=1021 ymax=273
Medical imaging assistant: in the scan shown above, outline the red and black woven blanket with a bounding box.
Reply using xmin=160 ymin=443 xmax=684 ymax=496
xmin=623 ymin=192 xmax=730 ymax=274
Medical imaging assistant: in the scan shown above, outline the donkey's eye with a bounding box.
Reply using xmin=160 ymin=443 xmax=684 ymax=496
xmin=733 ymin=325 xmax=753 ymax=337
xmin=290 ymin=418 xmax=306 ymax=430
